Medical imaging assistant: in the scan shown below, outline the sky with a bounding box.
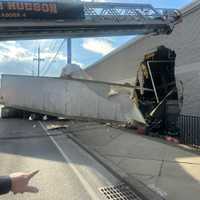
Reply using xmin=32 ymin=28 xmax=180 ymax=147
xmin=0 ymin=0 xmax=193 ymax=77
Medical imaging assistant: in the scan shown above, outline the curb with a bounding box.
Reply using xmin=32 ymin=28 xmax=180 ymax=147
xmin=68 ymin=133 xmax=165 ymax=200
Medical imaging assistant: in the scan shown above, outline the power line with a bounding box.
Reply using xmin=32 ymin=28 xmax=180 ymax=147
xmin=42 ymin=39 xmax=66 ymax=76
xmin=40 ymin=40 xmax=57 ymax=71
xmin=36 ymin=39 xmax=59 ymax=73
xmin=41 ymin=39 xmax=60 ymax=72
xmin=41 ymin=39 xmax=65 ymax=75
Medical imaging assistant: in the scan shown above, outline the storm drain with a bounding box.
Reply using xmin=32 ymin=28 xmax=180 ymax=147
xmin=99 ymin=183 xmax=143 ymax=200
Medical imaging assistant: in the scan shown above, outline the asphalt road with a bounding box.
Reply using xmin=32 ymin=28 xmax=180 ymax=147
xmin=0 ymin=119 xmax=121 ymax=200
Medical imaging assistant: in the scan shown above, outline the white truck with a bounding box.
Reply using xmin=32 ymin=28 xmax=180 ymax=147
xmin=0 ymin=74 xmax=145 ymax=123
xmin=0 ymin=46 xmax=181 ymax=133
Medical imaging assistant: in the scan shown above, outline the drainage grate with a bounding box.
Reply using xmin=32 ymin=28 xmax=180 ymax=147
xmin=99 ymin=183 xmax=143 ymax=200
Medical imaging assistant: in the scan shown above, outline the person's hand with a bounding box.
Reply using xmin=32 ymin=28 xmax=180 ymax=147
xmin=9 ymin=170 xmax=39 ymax=194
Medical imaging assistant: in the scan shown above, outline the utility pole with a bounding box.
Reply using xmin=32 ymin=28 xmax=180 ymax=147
xmin=33 ymin=46 xmax=45 ymax=77
xmin=67 ymin=38 xmax=72 ymax=64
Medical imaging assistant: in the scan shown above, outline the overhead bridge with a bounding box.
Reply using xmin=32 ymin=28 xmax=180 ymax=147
xmin=0 ymin=2 xmax=181 ymax=40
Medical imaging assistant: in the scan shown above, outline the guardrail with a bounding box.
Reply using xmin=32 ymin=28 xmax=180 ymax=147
xmin=177 ymin=114 xmax=200 ymax=149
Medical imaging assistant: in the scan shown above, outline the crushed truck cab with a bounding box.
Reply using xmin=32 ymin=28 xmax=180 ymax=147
xmin=134 ymin=46 xmax=180 ymax=132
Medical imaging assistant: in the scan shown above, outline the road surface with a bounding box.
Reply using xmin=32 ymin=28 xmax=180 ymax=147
xmin=0 ymin=119 xmax=129 ymax=200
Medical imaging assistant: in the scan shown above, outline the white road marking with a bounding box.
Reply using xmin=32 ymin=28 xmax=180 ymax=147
xmin=148 ymin=184 xmax=168 ymax=197
xmin=39 ymin=121 xmax=101 ymax=200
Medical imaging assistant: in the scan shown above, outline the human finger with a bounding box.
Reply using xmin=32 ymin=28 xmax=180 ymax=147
xmin=27 ymin=170 xmax=39 ymax=180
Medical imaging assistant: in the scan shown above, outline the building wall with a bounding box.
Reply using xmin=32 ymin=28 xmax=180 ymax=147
xmin=86 ymin=2 xmax=200 ymax=116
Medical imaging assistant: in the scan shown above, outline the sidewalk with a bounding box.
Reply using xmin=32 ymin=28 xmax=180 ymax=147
xmin=46 ymin=120 xmax=200 ymax=200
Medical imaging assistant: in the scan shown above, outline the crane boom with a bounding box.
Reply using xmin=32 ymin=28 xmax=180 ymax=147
xmin=0 ymin=1 xmax=181 ymax=40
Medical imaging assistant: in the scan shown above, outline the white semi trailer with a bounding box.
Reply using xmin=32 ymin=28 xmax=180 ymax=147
xmin=0 ymin=46 xmax=181 ymax=133
xmin=0 ymin=74 xmax=145 ymax=123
